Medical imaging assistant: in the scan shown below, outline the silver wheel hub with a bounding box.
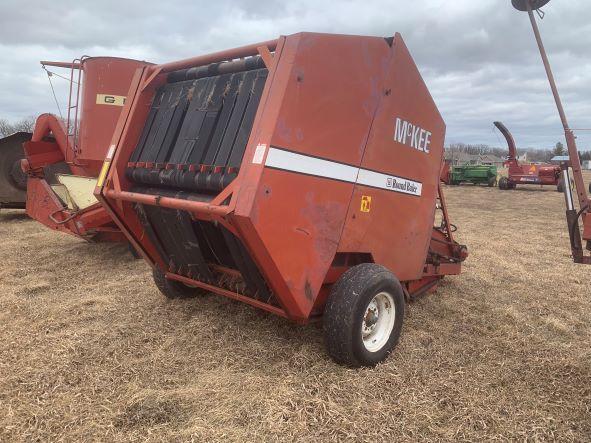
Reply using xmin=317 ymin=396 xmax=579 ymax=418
xmin=361 ymin=291 xmax=396 ymax=352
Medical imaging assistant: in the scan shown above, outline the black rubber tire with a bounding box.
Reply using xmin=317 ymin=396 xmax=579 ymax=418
xmin=323 ymin=263 xmax=405 ymax=367
xmin=498 ymin=176 xmax=508 ymax=190
xmin=9 ymin=159 xmax=27 ymax=190
xmin=128 ymin=242 xmax=141 ymax=259
xmin=152 ymin=268 xmax=204 ymax=299
xmin=487 ymin=176 xmax=496 ymax=187
xmin=588 ymin=183 xmax=591 ymax=194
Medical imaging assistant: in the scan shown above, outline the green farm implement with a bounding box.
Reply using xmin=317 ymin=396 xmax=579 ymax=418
xmin=442 ymin=163 xmax=497 ymax=187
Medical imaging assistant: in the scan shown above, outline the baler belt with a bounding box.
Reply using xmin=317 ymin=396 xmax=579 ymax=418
xmin=159 ymin=207 xmax=199 ymax=275
xmin=175 ymin=210 xmax=215 ymax=281
xmin=196 ymin=221 xmax=236 ymax=268
xmin=130 ymin=107 xmax=158 ymax=163
xmin=143 ymin=204 xmax=213 ymax=281
xmin=221 ymin=227 xmax=271 ymax=301
xmin=132 ymin=186 xmax=271 ymax=301
xmin=143 ymin=204 xmax=186 ymax=272
xmin=155 ymin=87 xmax=193 ymax=164
xmin=127 ymin=66 xmax=268 ymax=194
xmin=138 ymin=83 xmax=192 ymax=164
xmin=201 ymin=73 xmax=242 ymax=166
xmin=135 ymin=203 xmax=171 ymax=265
xmin=168 ymin=76 xmax=220 ymax=164
xmin=228 ymin=69 xmax=266 ymax=168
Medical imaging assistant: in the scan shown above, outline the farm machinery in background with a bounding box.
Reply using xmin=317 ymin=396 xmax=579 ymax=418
xmin=493 ymin=121 xmax=562 ymax=191
xmin=96 ymin=32 xmax=467 ymax=366
xmin=20 ymin=56 xmax=150 ymax=242
xmin=0 ymin=132 xmax=32 ymax=209
xmin=440 ymin=161 xmax=497 ymax=187
xmin=512 ymin=0 xmax=591 ymax=264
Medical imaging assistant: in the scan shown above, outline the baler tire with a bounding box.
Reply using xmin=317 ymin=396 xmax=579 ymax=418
xmin=128 ymin=242 xmax=141 ymax=259
xmin=323 ymin=263 xmax=404 ymax=367
xmin=487 ymin=176 xmax=496 ymax=187
xmin=588 ymin=182 xmax=591 ymax=194
xmin=152 ymin=268 xmax=205 ymax=299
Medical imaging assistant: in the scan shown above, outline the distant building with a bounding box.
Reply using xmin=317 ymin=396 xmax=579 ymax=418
xmin=444 ymin=151 xmax=476 ymax=166
xmin=517 ymin=153 xmax=527 ymax=162
xmin=550 ymin=155 xmax=570 ymax=164
xmin=444 ymin=151 xmax=504 ymax=167
xmin=478 ymin=154 xmax=504 ymax=166
xmin=582 ymin=160 xmax=591 ymax=170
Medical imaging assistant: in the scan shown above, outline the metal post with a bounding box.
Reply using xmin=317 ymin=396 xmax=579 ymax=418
xmin=524 ymin=1 xmax=589 ymax=211
xmin=560 ymin=163 xmax=584 ymax=262
xmin=561 ymin=164 xmax=574 ymax=211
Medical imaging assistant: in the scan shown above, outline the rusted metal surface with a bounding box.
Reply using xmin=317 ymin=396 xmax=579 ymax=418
xmin=98 ymin=32 xmax=467 ymax=322
xmin=156 ymin=39 xmax=277 ymax=74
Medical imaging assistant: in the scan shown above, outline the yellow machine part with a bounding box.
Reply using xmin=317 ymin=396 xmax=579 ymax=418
xmin=51 ymin=174 xmax=98 ymax=211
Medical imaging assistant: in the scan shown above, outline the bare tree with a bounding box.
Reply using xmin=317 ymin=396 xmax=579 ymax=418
xmin=0 ymin=116 xmax=36 ymax=137
xmin=0 ymin=119 xmax=12 ymax=137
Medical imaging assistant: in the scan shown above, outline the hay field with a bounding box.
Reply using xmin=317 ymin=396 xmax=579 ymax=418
xmin=0 ymin=178 xmax=590 ymax=441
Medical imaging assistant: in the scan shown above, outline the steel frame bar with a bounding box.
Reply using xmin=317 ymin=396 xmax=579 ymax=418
xmin=166 ymin=272 xmax=288 ymax=318
xmin=104 ymin=189 xmax=231 ymax=218
xmin=40 ymin=61 xmax=81 ymax=69
xmin=155 ymin=40 xmax=278 ymax=74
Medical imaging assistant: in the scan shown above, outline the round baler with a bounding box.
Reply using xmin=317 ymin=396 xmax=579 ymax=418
xmin=97 ymin=32 xmax=467 ymax=366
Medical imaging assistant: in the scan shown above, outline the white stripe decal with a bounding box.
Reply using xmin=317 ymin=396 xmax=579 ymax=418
xmin=265 ymin=147 xmax=359 ymax=183
xmin=264 ymin=147 xmax=422 ymax=197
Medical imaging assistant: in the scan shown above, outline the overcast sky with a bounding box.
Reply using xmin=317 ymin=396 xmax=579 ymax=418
xmin=0 ymin=0 xmax=589 ymax=149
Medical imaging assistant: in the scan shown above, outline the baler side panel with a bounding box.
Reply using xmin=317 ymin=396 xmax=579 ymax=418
xmin=240 ymin=34 xmax=390 ymax=318
xmin=338 ymin=34 xmax=446 ymax=281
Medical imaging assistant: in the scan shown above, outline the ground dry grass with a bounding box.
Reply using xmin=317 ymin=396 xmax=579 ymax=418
xmin=0 ymin=177 xmax=590 ymax=442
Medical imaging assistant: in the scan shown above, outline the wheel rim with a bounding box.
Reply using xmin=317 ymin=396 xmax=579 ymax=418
xmin=361 ymin=291 xmax=396 ymax=352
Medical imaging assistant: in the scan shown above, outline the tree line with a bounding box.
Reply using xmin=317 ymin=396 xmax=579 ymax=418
xmin=447 ymin=142 xmax=591 ymax=163
xmin=0 ymin=117 xmax=36 ymax=138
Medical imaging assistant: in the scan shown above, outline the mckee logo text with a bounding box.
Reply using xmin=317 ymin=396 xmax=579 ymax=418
xmin=394 ymin=117 xmax=431 ymax=153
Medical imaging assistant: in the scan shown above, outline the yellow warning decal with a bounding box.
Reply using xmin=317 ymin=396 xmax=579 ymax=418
xmin=360 ymin=195 xmax=372 ymax=212
xmin=96 ymin=94 xmax=126 ymax=107
xmin=97 ymin=160 xmax=110 ymax=188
